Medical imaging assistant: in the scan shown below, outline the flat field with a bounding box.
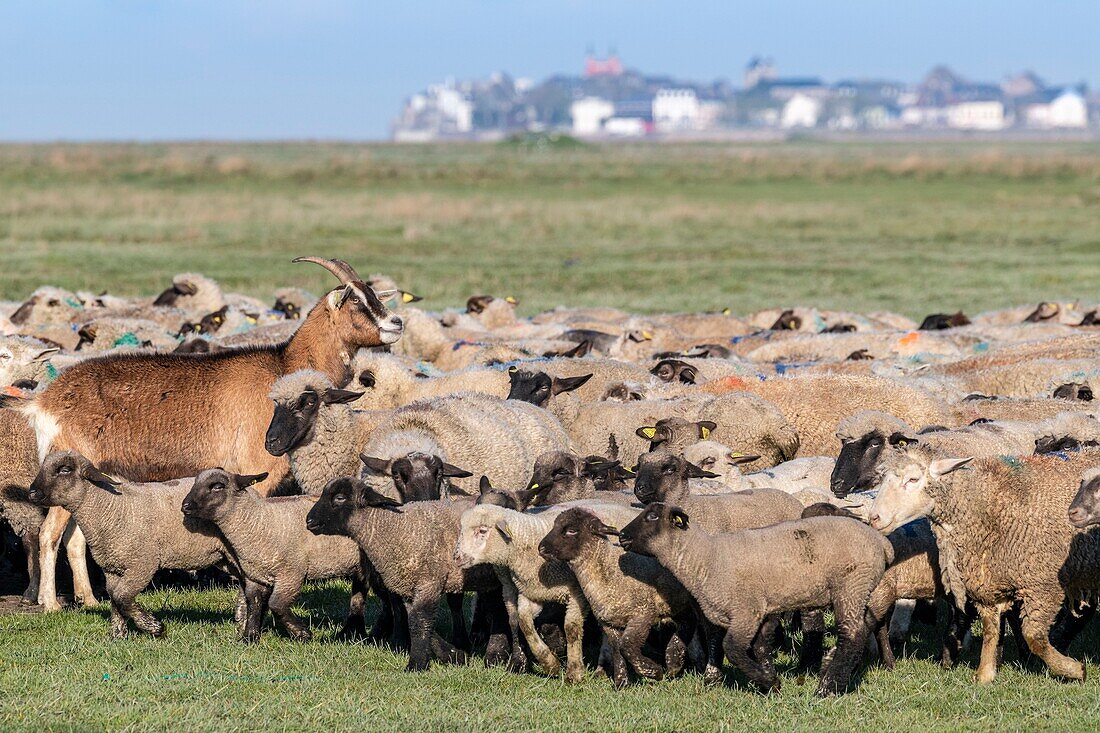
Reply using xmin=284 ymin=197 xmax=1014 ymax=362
xmin=2 ymin=141 xmax=1100 ymax=732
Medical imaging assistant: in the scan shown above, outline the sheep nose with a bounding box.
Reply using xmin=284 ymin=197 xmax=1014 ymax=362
xmin=1068 ymin=507 xmax=1087 ymax=525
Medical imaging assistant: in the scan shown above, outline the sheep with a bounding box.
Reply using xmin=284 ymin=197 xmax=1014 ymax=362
xmin=453 ymin=500 xmax=639 ymax=683
xmin=505 ymin=359 xmax=655 ymax=405
xmin=831 ymin=409 xmax=1100 ymax=498
xmin=152 ymin=272 xmax=227 ymax=318
xmin=3 ymin=258 xmax=406 ymax=613
xmin=635 ymin=416 xmax=718 ymax=453
xmin=744 ymin=330 xmax=965 ymax=365
xmin=181 ymin=468 xmax=367 ymax=642
xmin=618 ymin=503 xmax=892 ymax=696
xmin=25 ymin=451 xmax=244 ymax=638
xmin=272 ymin=287 xmax=317 ymax=320
xmin=511 ymin=376 xmax=799 ymax=470
xmin=7 ymin=286 xmax=84 ymax=327
xmin=683 ymin=441 xmax=835 ymax=496
xmin=867 ymin=447 xmax=1100 ymax=684
xmin=1053 ymin=382 xmax=1094 ymax=402
xmin=264 ymin=369 xmax=391 ymax=496
xmin=73 ymin=317 xmax=179 ymax=352
xmin=632 ymin=448 xmax=804 ymax=533
xmin=0 ymin=336 xmax=59 ymax=388
xmin=358 ymin=392 xmax=571 ymax=498
xmin=953 ymin=358 xmax=1100 ymax=398
xmin=727 ymin=374 xmax=952 ymax=457
xmin=536 ymin=507 xmax=696 ymax=688
xmin=347 ymin=351 xmax=509 ymax=410
xmin=648 ymin=356 xmax=765 ymax=387
xmin=306 ymin=477 xmax=502 ymax=671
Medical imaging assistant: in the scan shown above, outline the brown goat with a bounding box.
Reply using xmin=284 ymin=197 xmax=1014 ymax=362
xmin=10 ymin=257 xmax=403 ymax=611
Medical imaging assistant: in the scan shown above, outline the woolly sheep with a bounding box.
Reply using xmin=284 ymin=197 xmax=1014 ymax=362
xmin=359 ymin=392 xmax=572 ymax=498
xmin=0 ymin=336 xmax=59 ymax=388
xmin=868 ymin=447 xmax=1100 ymax=684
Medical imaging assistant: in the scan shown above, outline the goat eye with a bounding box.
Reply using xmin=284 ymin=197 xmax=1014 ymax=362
xmin=351 ymin=297 xmax=360 ymax=304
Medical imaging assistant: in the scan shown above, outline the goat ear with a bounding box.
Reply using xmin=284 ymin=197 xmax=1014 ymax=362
xmin=726 ymin=452 xmax=760 ymax=466
xmin=551 ymin=374 xmax=592 ymax=395
xmin=441 ymin=463 xmax=473 ymax=479
xmin=686 ymin=461 xmax=719 ymax=479
xmin=696 ymin=421 xmax=718 ymax=439
xmin=233 ymin=472 xmax=269 ymax=488
xmin=479 ymin=476 xmax=493 ymax=494
xmin=669 ymin=508 xmax=690 ymax=530
xmin=328 ymin=286 xmax=353 ymax=310
xmin=322 ymin=388 xmax=364 ymax=405
xmin=359 ymin=455 xmax=393 ymax=474
xmin=374 ymin=289 xmax=398 ymax=303
xmin=495 ymin=519 xmax=513 ymax=543
xmin=929 ymin=457 xmax=973 ymax=478
xmin=636 ymin=426 xmax=658 ymax=440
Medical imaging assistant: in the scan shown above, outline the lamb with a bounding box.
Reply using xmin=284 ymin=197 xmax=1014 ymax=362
xmin=953 ymin=358 xmax=1100 ymax=398
xmin=683 ymin=441 xmax=835 ymax=496
xmin=265 ymin=369 xmax=391 ymax=496
xmin=506 ymin=359 xmax=655 ymax=405
xmin=181 ymin=468 xmax=367 ymax=642
xmin=867 ymin=446 xmax=1100 ymax=684
xmin=26 ymin=451 xmax=242 ymax=638
xmin=307 ymin=477 xmax=501 ymax=671
xmin=152 ymin=272 xmax=227 ymax=318
xmin=618 ymin=503 xmax=892 ymax=696
xmin=635 ymin=416 xmax=718 ymax=453
xmin=632 ymin=448 xmax=804 ymax=533
xmin=74 ymin=317 xmax=178 ymax=352
xmin=648 ymin=357 xmax=765 ymax=387
xmin=358 ymin=392 xmax=572 ymax=498
xmin=536 ymin=507 xmax=696 ymax=688
xmin=272 ymin=287 xmax=317 ymax=320
xmin=7 ymin=286 xmax=85 ymax=327
xmin=454 ymin=500 xmax=640 ymax=683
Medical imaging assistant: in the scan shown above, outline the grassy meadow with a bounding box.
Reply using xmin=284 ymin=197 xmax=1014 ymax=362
xmin=3 ymin=141 xmax=1100 ymax=731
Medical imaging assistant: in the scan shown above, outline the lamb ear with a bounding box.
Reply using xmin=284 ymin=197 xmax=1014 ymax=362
xmin=551 ymin=373 xmax=592 ymax=395
xmin=888 ymin=432 xmax=918 ymax=447
xmin=636 ymin=426 xmax=658 ymax=440
xmin=80 ymin=463 xmax=122 ymax=493
xmin=669 ymin=508 xmax=690 ymax=530
xmin=686 ymin=461 xmax=719 ymax=479
xmin=928 ymin=457 xmax=973 ymax=478
xmin=479 ymin=476 xmax=494 ymax=494
xmin=322 ymin=388 xmax=364 ymax=405
xmin=360 ymin=455 xmax=393 ymax=474
xmin=726 ymin=452 xmax=760 ymax=466
xmin=594 ymin=521 xmax=620 ymax=537
xmin=495 ymin=519 xmax=513 ymax=543
xmin=233 ymin=472 xmax=269 ymax=488
xmin=696 ymin=420 xmax=718 ymax=439
xmin=32 ymin=347 xmax=60 ymax=363
xmin=441 ymin=463 xmax=473 ymax=479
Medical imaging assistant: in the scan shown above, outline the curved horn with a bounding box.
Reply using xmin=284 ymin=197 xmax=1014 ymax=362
xmin=292 ymin=256 xmax=361 ymax=285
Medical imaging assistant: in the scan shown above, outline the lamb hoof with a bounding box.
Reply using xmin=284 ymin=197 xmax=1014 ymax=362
xmin=612 ymin=674 xmax=629 ymax=690
xmin=506 ymin=653 xmax=528 ymax=674
xmin=1053 ymin=660 xmax=1086 ymax=682
xmin=564 ymin=668 xmax=584 ymax=685
xmin=764 ymin=679 xmax=781 ymax=695
xmin=484 ymin=638 xmax=510 ymax=667
xmin=241 ymin=632 xmax=261 ymax=644
xmin=41 ymin=600 xmax=64 ymax=613
xmin=149 ymin=624 xmax=166 ymax=639
xmin=335 ymin=619 xmax=367 ymax=642
xmin=703 ymin=668 xmax=723 ymax=687
xmin=290 ymin=630 xmax=312 ymax=643
xmin=20 ymin=594 xmax=37 ymax=606
xmin=975 ymin=669 xmax=997 ymax=685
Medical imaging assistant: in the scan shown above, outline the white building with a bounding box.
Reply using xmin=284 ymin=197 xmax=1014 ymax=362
xmin=432 ymin=85 xmax=473 ymax=133
xmin=603 ymin=117 xmax=647 ymax=137
xmin=652 ymin=89 xmax=700 ymax=132
xmin=570 ymin=97 xmax=615 ymax=136
xmin=780 ymin=93 xmax=821 ymax=129
xmin=1026 ymin=90 xmax=1088 ymax=129
xmin=946 ymin=100 xmax=1007 ymax=131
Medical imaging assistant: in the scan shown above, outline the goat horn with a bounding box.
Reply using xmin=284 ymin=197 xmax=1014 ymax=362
xmin=292 ymin=256 xmax=361 ymax=285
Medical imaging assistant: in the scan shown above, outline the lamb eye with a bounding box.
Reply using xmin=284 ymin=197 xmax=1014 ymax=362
xmin=211 ymin=483 xmax=225 ymax=492
xmin=565 ymin=528 xmax=578 ymax=536
xmin=664 ymin=466 xmax=675 ymax=474
xmin=58 ymin=466 xmax=72 ymax=475
xmin=48 ymin=299 xmax=59 ymax=306
xmin=333 ymin=494 xmax=347 ymax=504
xmin=646 ymin=512 xmax=658 ymax=521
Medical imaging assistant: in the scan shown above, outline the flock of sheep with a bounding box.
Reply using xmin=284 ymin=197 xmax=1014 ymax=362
xmin=3 ymin=256 xmax=1100 ymax=697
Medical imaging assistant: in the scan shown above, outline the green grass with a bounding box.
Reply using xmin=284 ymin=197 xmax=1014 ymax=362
xmin=3 ymin=582 xmax=1100 ymax=732
xmin=4 ymin=141 xmax=1100 ymax=730
xmin=1 ymin=141 xmax=1099 ymax=317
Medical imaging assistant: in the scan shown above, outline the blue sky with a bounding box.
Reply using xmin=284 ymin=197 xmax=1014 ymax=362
xmin=1 ymin=1 xmax=1097 ymax=141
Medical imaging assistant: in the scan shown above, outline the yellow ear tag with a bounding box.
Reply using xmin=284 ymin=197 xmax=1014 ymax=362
xmin=529 ymin=483 xmax=539 ymax=490
xmin=898 ymin=440 xmax=907 ymax=447
xmin=625 ymin=466 xmax=636 ymax=475
xmin=722 ymin=308 xmax=731 ymax=316
xmin=729 ymin=451 xmax=744 ymax=459
xmin=508 ymin=366 xmax=518 ymax=374
xmin=672 ymin=514 xmax=685 ymax=527
xmin=505 ymin=296 xmax=517 ymax=305
xmin=640 ymin=427 xmax=657 ymax=439
xmin=641 ymin=331 xmax=653 ymax=340
xmin=402 ymin=292 xmax=416 ymax=303
xmin=245 ymin=316 xmax=256 ymax=324
xmin=700 ymin=426 xmax=711 ymax=440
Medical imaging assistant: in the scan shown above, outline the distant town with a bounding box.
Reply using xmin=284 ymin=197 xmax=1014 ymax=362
xmin=392 ymin=53 xmax=1097 ymax=141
